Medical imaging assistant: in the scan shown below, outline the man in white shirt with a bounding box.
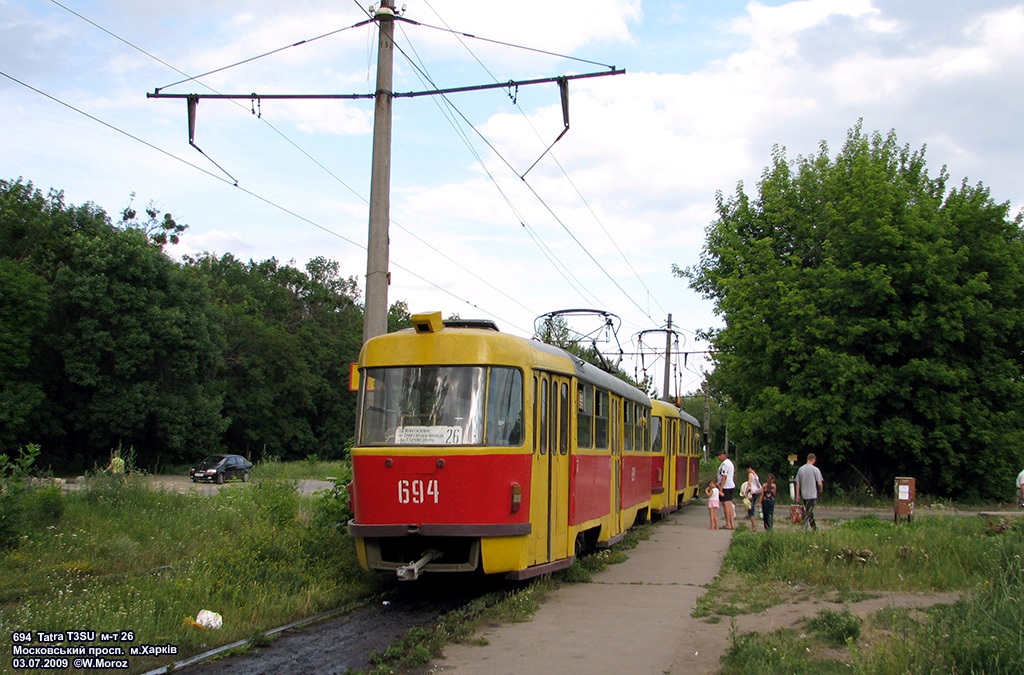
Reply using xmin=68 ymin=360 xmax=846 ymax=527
xmin=717 ymin=450 xmax=736 ymax=530
xmin=1016 ymin=468 xmax=1024 ymax=507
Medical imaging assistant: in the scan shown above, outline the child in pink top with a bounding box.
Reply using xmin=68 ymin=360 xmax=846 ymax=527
xmin=706 ymin=480 xmax=721 ymax=530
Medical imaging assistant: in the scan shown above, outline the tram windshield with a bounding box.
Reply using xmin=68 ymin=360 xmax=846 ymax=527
xmin=358 ymin=366 xmax=524 ymax=447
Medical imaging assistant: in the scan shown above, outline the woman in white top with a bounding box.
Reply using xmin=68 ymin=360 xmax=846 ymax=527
xmin=744 ymin=464 xmax=763 ymax=531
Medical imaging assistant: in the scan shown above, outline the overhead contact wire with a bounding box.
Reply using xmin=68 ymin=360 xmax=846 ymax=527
xmin=414 ymin=4 xmax=657 ymax=327
xmin=1 ymin=69 xmax=526 ymax=329
xmin=155 ymin=20 xmax=374 ymax=92
xmin=391 ymin=28 xmax=602 ymax=311
xmin=42 ymin=4 xmax=529 ymax=330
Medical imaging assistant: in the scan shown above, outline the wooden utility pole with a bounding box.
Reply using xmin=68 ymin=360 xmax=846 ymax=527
xmin=363 ymin=0 xmax=396 ymax=344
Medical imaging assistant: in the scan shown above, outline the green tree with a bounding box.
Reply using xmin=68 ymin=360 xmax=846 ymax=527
xmin=118 ymin=192 xmax=188 ymax=248
xmin=185 ymin=254 xmax=366 ymax=461
xmin=297 ymin=257 xmax=363 ymax=458
xmin=0 ymin=179 xmax=225 ymax=469
xmin=536 ymin=314 xmax=576 ymax=349
xmin=47 ymin=227 xmax=225 ymax=466
xmin=388 ymin=300 xmax=412 ymax=332
xmin=0 ymin=260 xmax=49 ymax=452
xmin=679 ymin=124 xmax=1024 ymax=499
xmin=185 ymin=254 xmax=316 ymax=460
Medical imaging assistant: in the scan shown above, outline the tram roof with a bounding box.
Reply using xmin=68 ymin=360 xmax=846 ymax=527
xmin=361 ymin=322 xmax=649 ymax=407
xmin=650 ymin=399 xmax=702 ymax=429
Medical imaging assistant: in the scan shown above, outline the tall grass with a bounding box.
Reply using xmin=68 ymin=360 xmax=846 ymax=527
xmin=715 ymin=515 xmax=1024 ymax=673
xmin=0 ymin=472 xmax=379 ymax=674
xmin=722 ymin=515 xmax=997 ymax=591
xmin=854 ymin=530 xmax=1024 ymax=673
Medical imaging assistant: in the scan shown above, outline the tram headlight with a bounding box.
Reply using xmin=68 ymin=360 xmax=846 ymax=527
xmin=412 ymin=311 xmax=443 ymax=334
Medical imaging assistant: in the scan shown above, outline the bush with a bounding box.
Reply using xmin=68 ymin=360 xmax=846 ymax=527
xmin=804 ymin=608 xmax=862 ymax=647
xmin=23 ymin=485 xmax=64 ymax=528
xmin=250 ymin=479 xmax=300 ymax=526
xmin=0 ymin=444 xmax=42 ymax=550
xmin=0 ymin=488 xmax=24 ymax=551
xmin=310 ymin=478 xmax=353 ymax=532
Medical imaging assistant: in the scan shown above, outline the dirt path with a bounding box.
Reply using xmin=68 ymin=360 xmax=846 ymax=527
xmin=60 ymin=473 xmax=336 ymax=496
xmin=723 ymin=590 xmax=960 ymax=637
xmin=674 ymin=590 xmax=959 ymax=673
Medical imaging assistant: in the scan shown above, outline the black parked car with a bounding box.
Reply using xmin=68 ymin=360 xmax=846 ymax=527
xmin=190 ymin=454 xmax=252 ymax=484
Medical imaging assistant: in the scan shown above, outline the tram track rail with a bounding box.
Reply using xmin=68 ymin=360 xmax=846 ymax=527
xmin=147 ymin=575 xmax=510 ymax=674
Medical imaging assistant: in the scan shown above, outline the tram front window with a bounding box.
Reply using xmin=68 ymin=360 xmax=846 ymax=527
xmin=358 ymin=366 xmax=523 ymax=447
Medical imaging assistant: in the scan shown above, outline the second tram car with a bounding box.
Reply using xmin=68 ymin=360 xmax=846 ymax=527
xmin=679 ymin=408 xmax=702 ymax=505
xmin=348 ymin=312 xmax=697 ymax=580
xmin=649 ymin=400 xmax=703 ymax=517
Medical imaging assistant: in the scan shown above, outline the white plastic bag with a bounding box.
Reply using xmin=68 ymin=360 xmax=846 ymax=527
xmin=195 ymin=609 xmax=223 ymax=629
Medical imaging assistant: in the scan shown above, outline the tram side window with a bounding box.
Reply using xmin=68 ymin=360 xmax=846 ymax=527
xmin=651 ymin=415 xmax=662 ymax=453
xmin=357 ymin=374 xmax=391 ymax=444
xmin=538 ymin=378 xmax=549 ymax=455
xmin=577 ymin=384 xmax=593 ymax=449
xmin=559 ymin=382 xmax=569 ymax=455
xmin=623 ymin=403 xmax=635 ymax=451
xmin=594 ymin=390 xmax=609 ymax=448
xmin=486 ymin=367 xmax=524 ymax=446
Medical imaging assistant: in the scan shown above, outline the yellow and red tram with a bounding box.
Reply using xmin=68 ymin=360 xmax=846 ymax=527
xmin=677 ymin=407 xmax=703 ymax=508
xmin=650 ymin=400 xmax=680 ymax=517
xmin=649 ymin=401 xmax=703 ymax=518
xmin=349 ymin=312 xmax=686 ymax=580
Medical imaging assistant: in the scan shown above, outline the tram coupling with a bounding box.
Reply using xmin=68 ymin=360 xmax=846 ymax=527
xmin=396 ymin=549 xmax=442 ymax=581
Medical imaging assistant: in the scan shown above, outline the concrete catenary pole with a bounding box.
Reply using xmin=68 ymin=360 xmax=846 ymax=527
xmin=663 ymin=314 xmax=673 ymax=402
xmin=363 ymin=1 xmax=396 ymax=345
xmin=703 ymin=376 xmax=711 ymax=461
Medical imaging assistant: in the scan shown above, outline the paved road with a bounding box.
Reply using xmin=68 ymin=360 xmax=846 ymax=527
xmin=147 ymin=474 xmax=336 ymax=495
xmin=432 ymin=505 xmax=735 ymax=674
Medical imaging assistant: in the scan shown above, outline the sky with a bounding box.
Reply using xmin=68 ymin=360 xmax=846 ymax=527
xmin=3 ymin=0 xmax=1023 ymax=398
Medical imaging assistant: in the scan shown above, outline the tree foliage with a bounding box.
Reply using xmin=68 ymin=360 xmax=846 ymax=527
xmin=183 ymin=253 xmax=365 ymax=460
xmin=679 ymin=124 xmax=1024 ymax=499
xmin=0 ymin=178 xmax=410 ymax=473
xmin=118 ymin=192 xmax=188 ymax=248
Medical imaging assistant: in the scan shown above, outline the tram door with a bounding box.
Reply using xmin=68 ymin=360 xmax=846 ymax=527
xmin=530 ymin=374 xmax=571 ymax=565
xmin=672 ymin=419 xmax=682 ymax=502
xmin=610 ymin=396 xmax=622 ymax=537
xmin=664 ymin=417 xmax=677 ymax=505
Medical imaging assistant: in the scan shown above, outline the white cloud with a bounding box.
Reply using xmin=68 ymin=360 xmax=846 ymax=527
xmin=732 ymin=0 xmax=891 ymax=57
xmin=5 ymin=0 xmax=1023 ymax=391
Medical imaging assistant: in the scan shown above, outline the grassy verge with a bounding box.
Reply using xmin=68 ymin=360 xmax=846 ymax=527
xmin=250 ymin=456 xmax=353 ymax=482
xmin=702 ymin=514 xmax=1024 ymax=673
xmin=363 ymin=578 xmax=556 ymax=674
xmin=0 ymin=470 xmax=380 ymax=674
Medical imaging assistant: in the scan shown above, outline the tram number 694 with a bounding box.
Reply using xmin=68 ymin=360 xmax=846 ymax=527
xmin=398 ymin=479 xmax=439 ymax=504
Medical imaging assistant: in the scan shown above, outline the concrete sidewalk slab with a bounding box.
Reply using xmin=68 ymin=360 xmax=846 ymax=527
xmin=432 ymin=506 xmax=735 ymax=674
